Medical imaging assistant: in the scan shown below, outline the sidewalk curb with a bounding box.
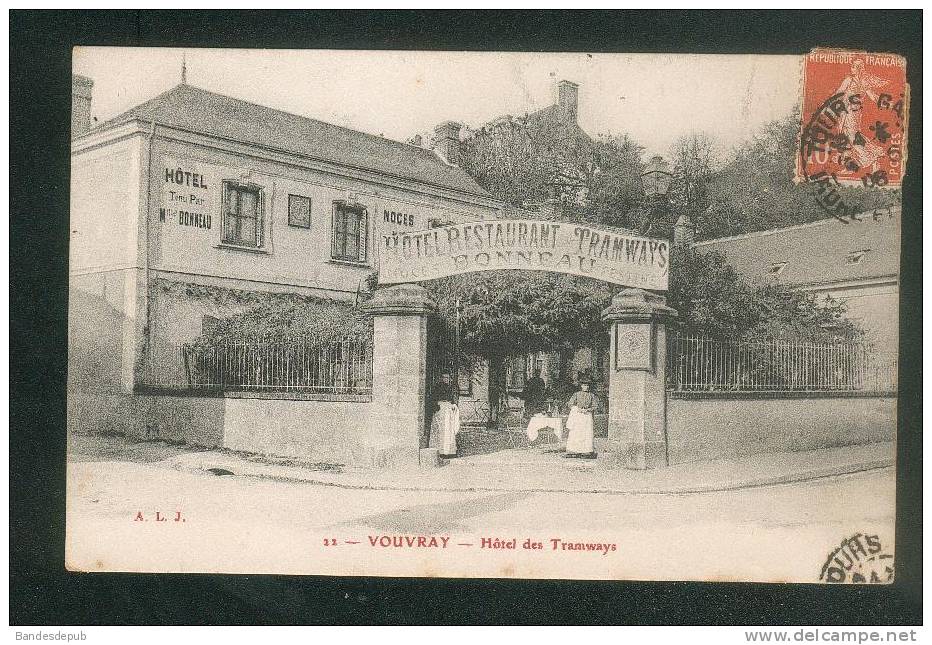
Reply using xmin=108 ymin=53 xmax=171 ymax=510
xmin=167 ymin=453 xmax=894 ymax=496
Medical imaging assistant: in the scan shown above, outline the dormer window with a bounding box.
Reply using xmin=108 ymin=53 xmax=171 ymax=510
xmin=768 ymin=262 xmax=788 ymax=276
xmin=845 ymin=250 xmax=869 ymax=265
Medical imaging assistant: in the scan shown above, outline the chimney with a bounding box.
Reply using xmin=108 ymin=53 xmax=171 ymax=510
xmin=72 ymin=75 xmax=94 ymax=137
xmin=674 ymin=213 xmax=696 ymax=248
xmin=431 ymin=121 xmax=462 ymax=166
xmin=558 ymin=80 xmax=578 ymax=121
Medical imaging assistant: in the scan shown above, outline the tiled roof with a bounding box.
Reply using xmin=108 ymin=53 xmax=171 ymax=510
xmin=87 ymin=83 xmax=494 ymax=199
xmin=695 ymin=207 xmax=901 ymax=286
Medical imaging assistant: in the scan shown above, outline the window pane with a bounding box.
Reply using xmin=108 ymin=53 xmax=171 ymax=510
xmin=331 ymin=204 xmax=368 ymax=261
xmin=223 ymin=211 xmax=236 ymax=242
xmin=240 ymin=190 xmax=258 ymax=217
xmin=331 ymin=209 xmax=341 ymax=257
xmin=227 ymin=186 xmax=239 ymax=215
xmin=238 ymin=215 xmax=256 ymax=245
xmin=223 ymin=184 xmax=263 ymax=247
xmin=345 ymin=232 xmax=358 ymax=259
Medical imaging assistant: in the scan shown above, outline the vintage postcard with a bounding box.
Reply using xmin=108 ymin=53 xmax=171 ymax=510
xmin=66 ymin=47 xmax=905 ymax=582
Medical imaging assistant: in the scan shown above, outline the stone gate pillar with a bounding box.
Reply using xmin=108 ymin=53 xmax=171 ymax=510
xmin=362 ymin=283 xmax=435 ymax=468
xmin=601 ymin=288 xmax=677 ymax=469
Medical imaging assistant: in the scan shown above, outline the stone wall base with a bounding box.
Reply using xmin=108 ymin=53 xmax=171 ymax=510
xmin=67 ymin=389 xmax=410 ymax=468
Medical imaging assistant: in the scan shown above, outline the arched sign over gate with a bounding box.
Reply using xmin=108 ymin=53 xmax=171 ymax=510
xmin=378 ymin=219 xmax=669 ymax=290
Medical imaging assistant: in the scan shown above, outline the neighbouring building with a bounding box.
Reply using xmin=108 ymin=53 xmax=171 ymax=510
xmin=69 ymin=79 xmax=501 ymax=403
xmin=71 ymin=74 xmax=94 ymax=136
xmin=409 ymin=79 xmax=593 ymax=210
xmin=478 ymin=79 xmax=593 ymax=207
xmin=693 ymin=206 xmax=901 ymax=355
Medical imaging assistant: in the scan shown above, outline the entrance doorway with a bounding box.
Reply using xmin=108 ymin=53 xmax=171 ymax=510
xmin=424 ymin=311 xmax=611 ymax=457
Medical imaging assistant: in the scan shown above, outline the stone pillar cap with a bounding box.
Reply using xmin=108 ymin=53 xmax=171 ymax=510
xmin=601 ymin=287 xmax=677 ymax=324
xmin=362 ymin=283 xmax=437 ymax=316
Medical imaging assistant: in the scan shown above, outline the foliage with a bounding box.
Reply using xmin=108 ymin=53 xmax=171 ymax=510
xmin=423 ymin=271 xmax=614 ymax=359
xmin=460 ymin=103 xmax=898 ymax=241
xmin=669 ymin=247 xmax=862 ymax=342
xmin=459 ymin=111 xmax=595 ymax=208
xmin=192 ymin=293 xmax=371 ymax=348
xmin=452 ymin=110 xmax=870 ymax=348
xmin=743 ymin=287 xmax=862 ymax=343
xmin=667 ymin=246 xmax=758 ymax=339
xmin=666 ymin=132 xmax=720 ymax=226
xmin=690 ymin=114 xmax=898 ymax=240
xmin=422 ymin=270 xmax=614 ymax=416
xmin=582 ymin=134 xmax=649 ymax=229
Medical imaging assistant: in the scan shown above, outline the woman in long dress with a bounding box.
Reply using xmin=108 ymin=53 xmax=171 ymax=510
xmin=564 ymin=375 xmax=596 ymax=459
xmin=428 ymin=372 xmax=460 ymax=458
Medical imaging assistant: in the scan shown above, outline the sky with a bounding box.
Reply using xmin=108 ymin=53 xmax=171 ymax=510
xmin=74 ymin=48 xmax=803 ymax=158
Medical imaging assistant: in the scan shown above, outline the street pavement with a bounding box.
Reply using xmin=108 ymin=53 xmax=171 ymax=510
xmin=65 ymin=435 xmax=896 ymax=582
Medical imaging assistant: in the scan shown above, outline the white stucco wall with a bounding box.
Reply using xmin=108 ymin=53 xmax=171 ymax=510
xmin=70 ymin=134 xmax=145 ymax=273
xmin=71 ymin=123 xmax=500 ymax=392
xmin=807 ymin=280 xmax=899 ymax=355
xmin=69 ymin=133 xmax=148 ymax=392
xmin=148 ymin=136 xmax=498 ymax=297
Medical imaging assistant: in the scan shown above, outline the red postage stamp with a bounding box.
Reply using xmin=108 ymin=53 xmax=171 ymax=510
xmin=797 ymin=49 xmax=909 ymax=192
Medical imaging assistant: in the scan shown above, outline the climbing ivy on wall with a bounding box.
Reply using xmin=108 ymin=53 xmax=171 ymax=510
xmin=156 ymin=279 xmax=372 ymax=348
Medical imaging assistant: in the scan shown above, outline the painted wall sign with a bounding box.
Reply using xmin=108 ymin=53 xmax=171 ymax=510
xmin=383 ymin=209 xmax=415 ymax=227
xmin=378 ymin=219 xmax=670 ymax=290
xmin=158 ymin=158 xmax=217 ymax=231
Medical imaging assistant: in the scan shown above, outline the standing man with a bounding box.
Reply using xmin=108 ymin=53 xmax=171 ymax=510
xmin=521 ymin=368 xmax=548 ymax=418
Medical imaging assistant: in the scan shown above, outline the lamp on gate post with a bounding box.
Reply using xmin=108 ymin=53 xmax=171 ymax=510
xmin=640 ymin=155 xmax=673 ymax=237
xmin=642 ymin=154 xmax=696 ymax=248
xmin=641 ymin=155 xmax=673 ymax=200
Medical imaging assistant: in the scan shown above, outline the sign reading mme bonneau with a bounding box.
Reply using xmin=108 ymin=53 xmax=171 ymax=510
xmin=378 ymin=219 xmax=669 ymax=290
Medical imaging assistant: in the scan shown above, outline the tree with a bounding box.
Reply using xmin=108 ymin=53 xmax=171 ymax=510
xmin=701 ymin=113 xmax=899 ymax=240
xmin=669 ymin=246 xmax=861 ymax=343
xmin=459 ymin=114 xmax=650 ymax=230
xmin=667 ymin=246 xmax=758 ymax=340
xmin=668 ymin=132 xmax=720 ymax=221
xmin=459 ymin=112 xmax=592 ymax=208
xmin=423 ymin=271 xmax=614 ymax=414
xmin=583 ymin=133 xmax=648 ymax=229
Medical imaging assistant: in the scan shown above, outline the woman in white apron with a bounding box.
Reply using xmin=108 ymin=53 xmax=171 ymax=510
xmin=564 ymin=375 xmax=596 ymax=459
xmin=429 ymin=372 xmax=460 ymax=458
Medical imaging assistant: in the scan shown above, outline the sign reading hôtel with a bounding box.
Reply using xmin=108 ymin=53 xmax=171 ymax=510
xmin=159 ymin=158 xmax=216 ymax=230
xmin=379 ymin=219 xmax=669 ymax=290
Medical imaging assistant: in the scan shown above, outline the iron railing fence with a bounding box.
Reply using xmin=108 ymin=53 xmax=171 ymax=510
xmin=142 ymin=337 xmax=373 ymax=395
xmin=667 ymin=334 xmax=897 ymax=393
